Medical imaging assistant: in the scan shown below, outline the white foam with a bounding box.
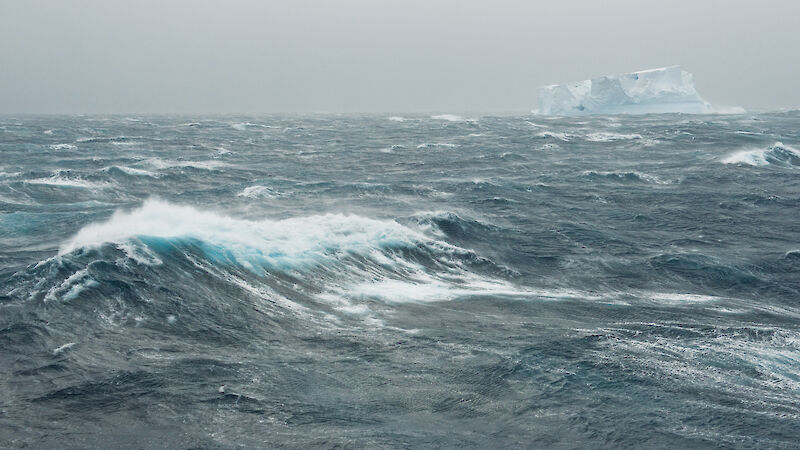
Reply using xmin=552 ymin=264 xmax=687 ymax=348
xmin=141 ymin=158 xmax=228 ymax=171
xmin=580 ymin=170 xmax=674 ymax=184
xmin=44 ymin=269 xmax=98 ymax=302
xmin=59 ymin=199 xmax=445 ymax=268
xmin=116 ymin=240 xmax=163 ymax=265
xmin=584 ymin=132 xmax=643 ymax=142
xmin=237 ymin=185 xmax=281 ymax=199
xmin=231 ymin=122 xmax=276 ymax=131
xmin=536 ymin=131 xmax=572 ymax=141
xmin=721 ymin=142 xmax=800 ymax=166
xmin=525 ymin=121 xmax=547 ymax=128
xmin=417 ymin=142 xmax=458 ymax=149
xmin=53 ymin=342 xmax=76 ymax=355
xmin=647 ymin=292 xmax=721 ymax=304
xmin=388 ymin=116 xmax=407 ymax=122
xmin=104 ymin=166 xmax=160 ymax=177
xmin=346 ymin=274 xmax=525 ymax=304
xmin=48 ymin=143 xmax=77 ymax=150
xmin=26 ymin=173 xmax=111 ymax=189
xmin=721 ymin=148 xmax=769 ymax=166
xmin=430 ymin=114 xmax=474 ymax=122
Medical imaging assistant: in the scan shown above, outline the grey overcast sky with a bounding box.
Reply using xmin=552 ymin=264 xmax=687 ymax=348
xmin=1 ymin=0 xmax=798 ymax=113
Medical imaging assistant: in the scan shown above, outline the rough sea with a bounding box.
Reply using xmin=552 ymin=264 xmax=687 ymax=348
xmin=2 ymin=112 xmax=800 ymax=448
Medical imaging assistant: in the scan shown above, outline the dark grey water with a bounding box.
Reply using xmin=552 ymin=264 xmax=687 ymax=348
xmin=2 ymin=113 xmax=800 ymax=448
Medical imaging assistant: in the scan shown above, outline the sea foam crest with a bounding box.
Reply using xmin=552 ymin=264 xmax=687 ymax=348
xmin=25 ymin=171 xmax=112 ymax=189
xmin=48 ymin=143 xmax=77 ymax=150
xmin=57 ymin=200 xmax=536 ymax=306
xmin=60 ymin=199 xmax=439 ymax=270
xmin=237 ymin=185 xmax=281 ymax=199
xmin=721 ymin=142 xmax=800 ymax=167
xmin=141 ymin=158 xmax=228 ymax=171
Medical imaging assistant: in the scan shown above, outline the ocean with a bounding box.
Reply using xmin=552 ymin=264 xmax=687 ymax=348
xmin=2 ymin=112 xmax=800 ymax=448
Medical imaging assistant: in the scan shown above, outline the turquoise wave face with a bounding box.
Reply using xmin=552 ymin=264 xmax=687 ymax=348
xmin=2 ymin=112 xmax=800 ymax=448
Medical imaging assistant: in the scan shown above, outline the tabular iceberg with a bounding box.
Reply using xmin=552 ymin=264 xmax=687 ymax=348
xmin=537 ymin=66 xmax=711 ymax=115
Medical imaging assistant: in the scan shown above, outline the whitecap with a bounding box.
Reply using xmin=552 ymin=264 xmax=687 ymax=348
xmin=583 ymin=132 xmax=643 ymax=142
xmin=721 ymin=148 xmax=769 ymax=166
xmin=721 ymin=142 xmax=800 ymax=167
xmin=231 ymin=122 xmax=276 ymax=131
xmin=48 ymin=143 xmax=77 ymax=150
xmin=430 ymin=114 xmax=475 ymax=122
xmin=44 ymin=269 xmax=98 ymax=302
xmin=141 ymin=158 xmax=228 ymax=171
xmin=417 ymin=142 xmax=458 ymax=149
xmin=56 ymin=200 xmax=534 ymax=307
xmin=580 ymin=170 xmax=674 ymax=185
xmin=104 ymin=166 xmax=160 ymax=177
xmin=536 ymin=131 xmax=571 ymax=141
xmin=26 ymin=173 xmax=112 ymax=189
xmin=53 ymin=342 xmax=76 ymax=355
xmin=58 ymin=199 xmax=449 ymax=265
xmin=525 ymin=121 xmax=547 ymax=128
xmin=237 ymin=185 xmax=281 ymax=199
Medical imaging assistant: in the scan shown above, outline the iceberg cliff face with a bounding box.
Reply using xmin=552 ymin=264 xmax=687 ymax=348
xmin=538 ymin=66 xmax=711 ymax=115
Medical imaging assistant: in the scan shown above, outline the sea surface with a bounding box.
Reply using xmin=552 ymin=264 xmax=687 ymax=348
xmin=2 ymin=112 xmax=800 ymax=448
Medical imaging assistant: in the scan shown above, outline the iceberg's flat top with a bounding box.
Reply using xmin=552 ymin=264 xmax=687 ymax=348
xmin=538 ymin=66 xmax=711 ymax=116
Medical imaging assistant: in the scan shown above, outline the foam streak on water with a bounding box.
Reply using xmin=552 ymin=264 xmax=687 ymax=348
xmin=1 ymin=113 xmax=800 ymax=448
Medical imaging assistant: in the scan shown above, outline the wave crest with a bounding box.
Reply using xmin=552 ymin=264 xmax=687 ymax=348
xmin=721 ymin=142 xmax=800 ymax=167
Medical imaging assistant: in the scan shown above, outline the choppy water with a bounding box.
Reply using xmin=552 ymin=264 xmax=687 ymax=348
xmin=2 ymin=112 xmax=800 ymax=448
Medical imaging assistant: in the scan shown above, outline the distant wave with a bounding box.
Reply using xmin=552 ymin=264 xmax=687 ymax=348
xmin=583 ymin=132 xmax=644 ymax=142
xmin=141 ymin=158 xmax=228 ymax=171
xmin=103 ymin=165 xmax=160 ymax=177
xmin=579 ymin=170 xmax=675 ymax=184
xmin=430 ymin=114 xmax=475 ymax=123
xmin=48 ymin=143 xmax=77 ymax=150
xmin=231 ymin=122 xmax=279 ymax=131
xmin=417 ymin=142 xmax=458 ymax=149
xmin=237 ymin=185 xmax=281 ymax=199
xmin=536 ymin=131 xmax=572 ymax=141
xmin=75 ymin=136 xmax=145 ymax=144
xmin=721 ymin=142 xmax=800 ymax=167
xmin=25 ymin=171 xmax=112 ymax=189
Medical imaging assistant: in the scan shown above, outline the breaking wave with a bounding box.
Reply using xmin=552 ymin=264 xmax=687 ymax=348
xmin=721 ymin=142 xmax=800 ymax=167
xmin=54 ymin=200 xmax=526 ymax=307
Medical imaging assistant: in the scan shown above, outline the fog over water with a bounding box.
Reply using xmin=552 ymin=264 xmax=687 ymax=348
xmin=1 ymin=0 xmax=798 ymax=113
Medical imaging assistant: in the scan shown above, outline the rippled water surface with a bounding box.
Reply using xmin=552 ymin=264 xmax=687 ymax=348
xmin=2 ymin=113 xmax=800 ymax=448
